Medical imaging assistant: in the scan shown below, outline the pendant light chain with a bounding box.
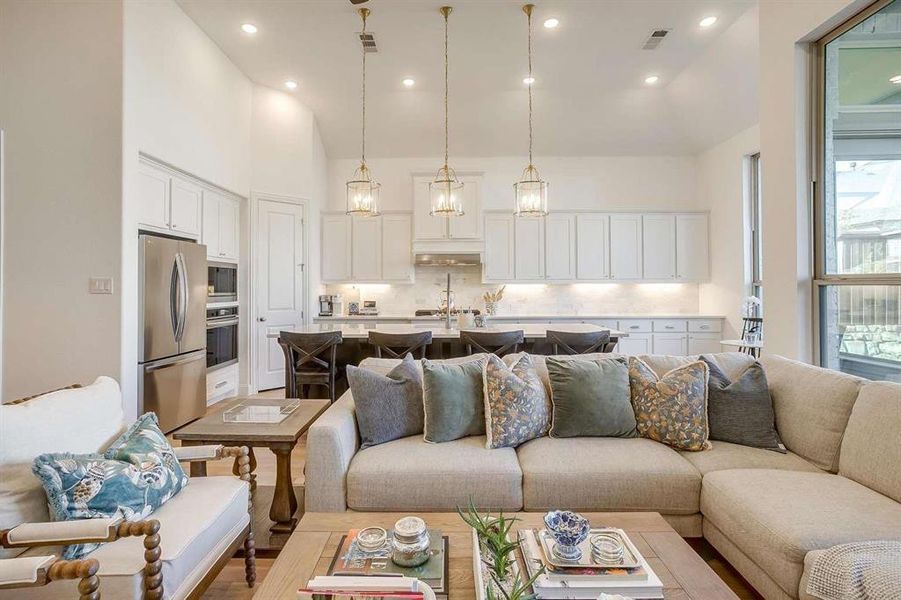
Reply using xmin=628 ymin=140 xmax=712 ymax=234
xmin=361 ymin=9 xmax=367 ymax=166
xmin=527 ymin=6 xmax=533 ymax=167
xmin=444 ymin=9 xmax=450 ymax=169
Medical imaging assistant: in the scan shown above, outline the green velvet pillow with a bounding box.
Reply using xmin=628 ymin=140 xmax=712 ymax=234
xmin=422 ymin=357 xmax=487 ymax=443
xmin=546 ymin=357 xmax=637 ymax=438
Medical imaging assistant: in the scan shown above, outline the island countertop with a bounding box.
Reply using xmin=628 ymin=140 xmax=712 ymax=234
xmin=267 ymin=322 xmax=626 ymax=340
xmin=312 ymin=314 xmax=726 ymax=321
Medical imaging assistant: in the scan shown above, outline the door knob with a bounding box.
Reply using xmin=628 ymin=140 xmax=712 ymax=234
xmin=258 ymin=317 xmax=267 ymax=322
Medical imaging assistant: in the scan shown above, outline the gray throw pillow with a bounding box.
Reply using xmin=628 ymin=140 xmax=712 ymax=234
xmin=701 ymin=356 xmax=784 ymax=452
xmin=347 ymin=354 xmax=423 ymax=449
xmin=547 ymin=356 xmax=637 ymax=438
xmin=422 ymin=357 xmax=487 ymax=443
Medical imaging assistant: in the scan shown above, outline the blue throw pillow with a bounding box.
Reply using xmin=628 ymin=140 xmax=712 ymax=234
xmin=32 ymin=413 xmax=187 ymax=559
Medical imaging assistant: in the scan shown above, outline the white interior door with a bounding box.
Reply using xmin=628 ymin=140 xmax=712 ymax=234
xmin=255 ymin=199 xmax=304 ymax=391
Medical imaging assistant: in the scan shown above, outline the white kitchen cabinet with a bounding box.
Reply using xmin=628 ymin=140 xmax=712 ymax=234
xmin=676 ymin=214 xmax=709 ymax=281
xmin=688 ymin=333 xmax=722 ymax=355
xmin=616 ymin=333 xmax=652 ymax=355
xmin=514 ymin=218 xmax=545 ymax=280
xmin=351 ymin=217 xmax=383 ymax=281
xmin=381 ymin=214 xmax=413 ymax=282
xmin=136 ymin=162 xmax=202 ymax=239
xmin=413 ymin=174 xmax=483 ymax=241
xmin=576 ymin=214 xmax=609 ymax=280
xmin=545 ymin=214 xmax=576 ymax=280
xmin=169 ymin=178 xmax=203 ymax=237
xmin=202 ymin=190 xmax=240 ymax=262
xmin=642 ymin=214 xmax=676 ymax=280
xmin=321 ymin=214 xmax=352 ymax=282
xmin=484 ymin=213 xmax=515 ymax=281
xmin=609 ymin=214 xmax=643 ymax=280
xmin=136 ymin=163 xmax=170 ymax=231
xmin=653 ymin=332 xmax=689 ymax=355
xmin=448 ymin=177 xmax=482 ymax=239
xmin=412 ymin=177 xmax=446 ymax=240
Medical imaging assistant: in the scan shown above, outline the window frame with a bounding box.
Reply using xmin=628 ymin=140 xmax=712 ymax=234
xmin=749 ymin=152 xmax=763 ymax=304
xmin=812 ymin=0 xmax=901 ymax=368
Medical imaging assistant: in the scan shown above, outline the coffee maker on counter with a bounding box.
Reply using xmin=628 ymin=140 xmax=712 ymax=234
xmin=318 ymin=294 xmax=343 ymax=317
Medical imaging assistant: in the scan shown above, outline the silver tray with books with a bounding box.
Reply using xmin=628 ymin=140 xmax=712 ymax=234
xmin=537 ymin=528 xmax=641 ymax=569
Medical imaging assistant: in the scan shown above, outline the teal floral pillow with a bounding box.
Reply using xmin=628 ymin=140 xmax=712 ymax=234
xmin=483 ymin=354 xmax=551 ymax=449
xmin=32 ymin=413 xmax=187 ymax=559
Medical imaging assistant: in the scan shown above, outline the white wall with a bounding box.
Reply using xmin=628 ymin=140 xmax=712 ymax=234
xmin=757 ymin=0 xmax=865 ymax=360
xmin=698 ymin=125 xmax=760 ymax=340
xmin=0 ymin=0 xmax=123 ymax=400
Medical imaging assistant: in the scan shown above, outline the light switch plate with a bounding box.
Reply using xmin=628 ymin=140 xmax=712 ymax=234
xmin=89 ymin=277 xmax=114 ymax=294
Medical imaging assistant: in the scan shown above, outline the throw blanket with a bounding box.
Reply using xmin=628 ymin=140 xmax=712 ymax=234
xmin=806 ymin=541 xmax=901 ymax=600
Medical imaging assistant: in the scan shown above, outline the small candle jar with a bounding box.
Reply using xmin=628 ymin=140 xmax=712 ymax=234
xmin=356 ymin=527 xmax=387 ymax=552
xmin=391 ymin=516 xmax=430 ymax=567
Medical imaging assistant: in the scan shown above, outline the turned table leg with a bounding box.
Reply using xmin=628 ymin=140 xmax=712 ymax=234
xmin=268 ymin=442 xmax=298 ymax=532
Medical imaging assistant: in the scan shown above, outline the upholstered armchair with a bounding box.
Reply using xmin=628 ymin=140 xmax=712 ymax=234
xmin=0 ymin=379 xmax=255 ymax=599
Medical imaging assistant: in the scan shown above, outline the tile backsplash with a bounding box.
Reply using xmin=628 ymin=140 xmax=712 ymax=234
xmin=324 ymin=266 xmax=700 ymax=315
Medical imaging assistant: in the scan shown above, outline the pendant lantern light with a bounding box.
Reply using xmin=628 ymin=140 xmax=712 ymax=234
xmin=513 ymin=4 xmax=548 ymax=217
xmin=346 ymin=7 xmax=380 ymax=217
xmin=429 ymin=6 xmax=464 ymax=217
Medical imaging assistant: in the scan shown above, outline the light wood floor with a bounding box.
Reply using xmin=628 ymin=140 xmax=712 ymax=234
xmin=199 ymin=390 xmax=761 ymax=600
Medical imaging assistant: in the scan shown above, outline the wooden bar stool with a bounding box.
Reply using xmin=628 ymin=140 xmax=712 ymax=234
xmin=547 ymin=329 xmax=617 ymax=354
xmin=368 ymin=330 xmax=433 ymax=359
xmin=278 ymin=330 xmax=343 ymax=402
xmin=460 ymin=330 xmax=524 ymax=357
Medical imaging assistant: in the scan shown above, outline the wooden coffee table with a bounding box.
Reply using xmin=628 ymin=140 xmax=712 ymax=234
xmin=173 ymin=396 xmax=329 ymax=553
xmin=252 ymin=512 xmax=739 ymax=599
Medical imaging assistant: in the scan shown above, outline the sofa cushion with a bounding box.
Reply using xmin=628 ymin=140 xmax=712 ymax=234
xmin=638 ymin=352 xmax=755 ymax=382
xmin=346 ymin=435 xmax=522 ymax=511
xmin=517 ymin=437 xmax=701 ymax=514
xmin=14 ymin=476 xmax=249 ymax=600
xmin=546 ymin=356 xmax=636 ymax=438
xmin=759 ymin=355 xmax=863 ymax=472
xmin=0 ymin=377 xmax=125 ymax=559
xmin=678 ymin=441 xmax=821 ymax=475
xmin=422 ymin=357 xmax=487 ymax=442
xmin=839 ymin=381 xmax=901 ymax=503
xmin=484 ymin=354 xmax=550 ymax=448
xmin=359 ymin=354 xmax=487 ymax=377
xmin=701 ymin=469 xmax=901 ymax=597
xmin=347 ymin=354 xmax=424 ymax=449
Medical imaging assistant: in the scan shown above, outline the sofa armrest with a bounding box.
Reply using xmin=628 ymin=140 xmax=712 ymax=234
xmin=0 ymin=518 xmax=122 ymax=549
xmin=0 ymin=555 xmax=99 ymax=595
xmin=304 ymin=392 xmax=359 ymax=511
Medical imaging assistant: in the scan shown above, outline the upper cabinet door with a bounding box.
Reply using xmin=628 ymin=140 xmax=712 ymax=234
xmin=321 ymin=214 xmax=351 ymax=282
xmin=676 ymin=214 xmax=709 ymax=281
xmin=412 ymin=176 xmax=447 ymax=240
xmin=218 ymin=196 xmax=240 ymax=261
xmin=448 ymin=176 xmax=482 ymax=239
xmin=609 ymin=214 xmax=643 ymax=280
xmin=381 ymin=214 xmax=413 ymax=281
xmin=201 ymin=191 xmax=221 ymax=258
xmin=351 ymin=216 xmax=383 ymax=281
xmin=642 ymin=214 xmax=676 ymax=280
xmin=545 ymin=213 xmax=575 ymax=280
xmin=136 ymin=164 xmax=170 ymax=231
xmin=169 ymin=177 xmax=202 ymax=238
xmin=514 ymin=218 xmax=545 ymax=280
xmin=483 ymin=213 xmax=515 ymax=281
xmin=575 ymin=214 xmax=609 ymax=280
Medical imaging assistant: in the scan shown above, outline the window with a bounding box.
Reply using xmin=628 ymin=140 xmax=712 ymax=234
xmin=749 ymin=153 xmax=763 ymax=309
xmin=815 ymin=0 xmax=901 ymax=382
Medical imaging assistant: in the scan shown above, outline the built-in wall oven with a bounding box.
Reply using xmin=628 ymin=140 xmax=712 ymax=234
xmin=206 ymin=305 xmax=238 ymax=371
xmin=207 ymin=261 xmax=238 ymax=303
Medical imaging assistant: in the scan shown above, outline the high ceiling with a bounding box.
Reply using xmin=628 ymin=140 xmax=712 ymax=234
xmin=178 ymin=0 xmax=758 ymax=158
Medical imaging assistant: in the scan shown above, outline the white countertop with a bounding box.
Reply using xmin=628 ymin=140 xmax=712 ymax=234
xmin=314 ymin=313 xmax=726 ymax=321
xmin=269 ymin=323 xmax=625 ymax=340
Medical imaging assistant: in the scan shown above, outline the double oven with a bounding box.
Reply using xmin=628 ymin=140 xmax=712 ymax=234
xmin=206 ymin=262 xmax=239 ymax=371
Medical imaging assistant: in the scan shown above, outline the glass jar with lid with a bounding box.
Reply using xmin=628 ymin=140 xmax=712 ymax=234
xmin=391 ymin=516 xmax=430 ymax=567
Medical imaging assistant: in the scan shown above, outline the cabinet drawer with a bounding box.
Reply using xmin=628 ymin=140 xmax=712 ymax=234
xmin=689 ymin=319 xmax=722 ymax=333
xmin=206 ymin=364 xmax=238 ymax=402
xmin=618 ymin=319 xmax=652 ymax=333
xmin=653 ymin=319 xmax=687 ymax=333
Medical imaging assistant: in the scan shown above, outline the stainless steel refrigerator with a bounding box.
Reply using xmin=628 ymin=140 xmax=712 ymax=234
xmin=138 ymin=234 xmax=208 ymax=433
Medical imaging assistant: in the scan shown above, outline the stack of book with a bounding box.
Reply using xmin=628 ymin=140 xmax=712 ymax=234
xmin=519 ymin=529 xmax=664 ymax=599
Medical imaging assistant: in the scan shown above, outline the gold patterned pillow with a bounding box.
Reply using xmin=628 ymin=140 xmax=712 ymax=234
xmin=483 ymin=354 xmax=551 ymax=449
xmin=628 ymin=357 xmax=710 ymax=451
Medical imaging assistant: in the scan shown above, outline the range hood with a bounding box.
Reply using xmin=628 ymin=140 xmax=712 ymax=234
xmin=414 ymin=252 xmax=482 ymax=267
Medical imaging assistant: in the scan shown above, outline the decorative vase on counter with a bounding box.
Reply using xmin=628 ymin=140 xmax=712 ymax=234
xmin=485 ymin=301 xmax=498 ymax=316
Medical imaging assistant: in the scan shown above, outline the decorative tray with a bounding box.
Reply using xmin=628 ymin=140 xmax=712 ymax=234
xmin=537 ymin=528 xmax=641 ymax=569
xmin=223 ymin=401 xmax=300 ymax=424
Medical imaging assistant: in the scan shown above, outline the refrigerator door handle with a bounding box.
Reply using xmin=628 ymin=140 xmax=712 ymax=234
xmin=169 ymin=256 xmax=179 ymax=339
xmin=174 ymin=252 xmax=188 ymax=343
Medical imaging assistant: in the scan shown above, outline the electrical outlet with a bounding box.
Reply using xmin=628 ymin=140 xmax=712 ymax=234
xmin=89 ymin=277 xmax=114 ymax=294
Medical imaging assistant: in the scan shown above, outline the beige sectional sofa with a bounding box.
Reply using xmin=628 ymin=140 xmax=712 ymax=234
xmin=304 ymin=352 xmax=901 ymax=600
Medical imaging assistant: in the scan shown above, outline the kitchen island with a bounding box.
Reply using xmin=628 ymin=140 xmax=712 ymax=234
xmin=268 ymin=322 xmax=625 ymax=340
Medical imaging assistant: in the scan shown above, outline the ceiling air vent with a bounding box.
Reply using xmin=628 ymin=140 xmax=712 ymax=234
xmin=358 ymin=31 xmax=378 ymax=53
xmin=642 ymin=28 xmax=671 ymax=50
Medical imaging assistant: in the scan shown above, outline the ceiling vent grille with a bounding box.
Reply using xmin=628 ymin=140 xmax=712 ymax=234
xmin=642 ymin=28 xmax=671 ymax=50
xmin=358 ymin=31 xmax=378 ymax=53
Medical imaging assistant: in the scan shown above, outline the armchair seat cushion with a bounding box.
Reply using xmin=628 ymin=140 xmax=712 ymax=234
xmin=12 ymin=476 xmax=249 ymax=600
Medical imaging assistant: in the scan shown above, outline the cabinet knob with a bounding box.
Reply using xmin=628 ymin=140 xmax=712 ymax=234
xmin=665 ymin=326 xmax=674 ymax=330
xmin=258 ymin=317 xmax=267 ymax=322
xmin=630 ymin=325 xmax=639 ymax=329
xmin=700 ymin=325 xmax=709 ymax=330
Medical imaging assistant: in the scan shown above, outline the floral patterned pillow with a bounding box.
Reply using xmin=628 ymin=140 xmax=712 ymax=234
xmin=483 ymin=353 xmax=551 ymax=449
xmin=31 ymin=413 xmax=188 ymax=559
xmin=628 ymin=357 xmax=711 ymax=451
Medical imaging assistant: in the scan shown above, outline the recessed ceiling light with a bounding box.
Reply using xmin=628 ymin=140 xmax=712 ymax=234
xmin=402 ymin=77 xmax=415 ymax=87
xmin=699 ymin=16 xmax=718 ymax=28
xmin=241 ymin=23 xmax=258 ymax=34
xmin=523 ymin=76 xmax=535 ymax=85
xmin=284 ymin=80 xmax=298 ymax=90
xmin=644 ymin=75 xmax=659 ymax=85
xmin=890 ymin=74 xmax=901 ymax=84
xmin=543 ymin=18 xmax=559 ymax=29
